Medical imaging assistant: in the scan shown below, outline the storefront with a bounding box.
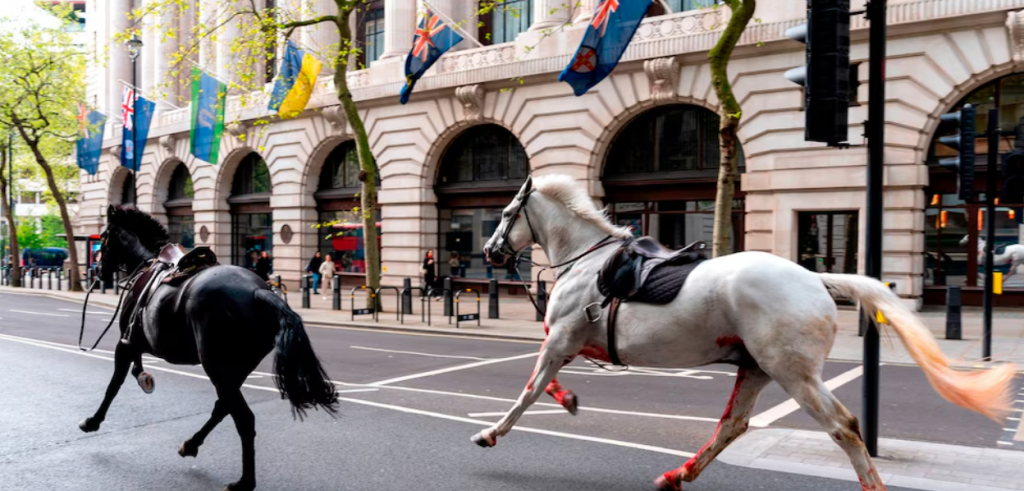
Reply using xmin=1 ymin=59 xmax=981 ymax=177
xmin=164 ymin=162 xmax=194 ymax=248
xmin=228 ymin=152 xmax=273 ymax=270
xmin=314 ymin=141 xmax=380 ymax=276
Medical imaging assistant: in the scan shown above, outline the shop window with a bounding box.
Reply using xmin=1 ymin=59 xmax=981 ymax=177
xmin=796 ymin=211 xmax=859 ymax=274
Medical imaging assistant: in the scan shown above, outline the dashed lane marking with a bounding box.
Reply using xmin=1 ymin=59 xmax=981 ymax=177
xmin=349 ymin=345 xmax=488 ymax=361
xmin=9 ymin=309 xmax=68 ymax=317
xmin=468 ymin=409 xmax=573 ymax=418
xmin=59 ymin=308 xmax=112 ymax=314
xmin=748 ymin=366 xmax=864 ymax=428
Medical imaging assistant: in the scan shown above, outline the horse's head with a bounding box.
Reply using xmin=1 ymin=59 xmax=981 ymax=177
xmin=483 ymin=177 xmax=535 ymax=267
xmin=100 ymin=205 xmax=170 ymax=281
xmin=959 ymin=235 xmax=971 ymax=246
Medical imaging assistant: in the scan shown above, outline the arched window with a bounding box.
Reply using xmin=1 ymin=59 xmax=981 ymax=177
xmin=315 ymin=141 xmax=380 ymax=275
xmin=120 ymin=172 xmax=135 ymax=205
xmin=602 ymin=105 xmax=745 ymax=252
xmin=165 ymin=163 xmax=195 ymax=248
xmin=228 ymin=153 xmax=273 ymax=271
xmin=318 ymin=142 xmax=361 ymax=192
xmin=436 ymin=125 xmax=530 ymax=283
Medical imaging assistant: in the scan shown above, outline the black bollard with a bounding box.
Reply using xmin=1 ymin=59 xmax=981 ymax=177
xmin=21 ymin=268 xmax=26 ymax=288
xmin=489 ymin=279 xmax=500 ymax=319
xmin=302 ymin=274 xmax=311 ymax=309
xmin=536 ymin=280 xmax=547 ymax=322
xmin=332 ymin=275 xmax=341 ymax=311
xmin=946 ymin=285 xmax=962 ymax=340
xmin=48 ymin=270 xmax=52 ymax=290
xmin=443 ymin=277 xmax=453 ymax=317
xmin=31 ymin=268 xmax=36 ymax=289
xmin=401 ymin=277 xmax=412 ymax=315
xmin=57 ymin=268 xmax=62 ymax=291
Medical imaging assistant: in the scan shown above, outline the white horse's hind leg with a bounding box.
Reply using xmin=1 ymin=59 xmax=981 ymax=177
xmin=655 ymin=367 xmax=772 ymax=491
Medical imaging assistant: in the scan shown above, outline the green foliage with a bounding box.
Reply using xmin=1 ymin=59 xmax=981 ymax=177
xmin=40 ymin=215 xmax=67 ymax=248
xmin=16 ymin=220 xmax=43 ymax=252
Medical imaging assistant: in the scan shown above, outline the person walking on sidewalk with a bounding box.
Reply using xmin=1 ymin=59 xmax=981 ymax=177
xmin=318 ymin=254 xmax=335 ymax=300
xmin=449 ymin=252 xmax=461 ymax=277
xmin=422 ymin=249 xmax=438 ymax=299
xmin=255 ymin=251 xmax=272 ymax=281
xmin=306 ymin=250 xmax=323 ymax=295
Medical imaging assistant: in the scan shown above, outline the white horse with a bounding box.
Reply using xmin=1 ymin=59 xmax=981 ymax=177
xmin=960 ymin=234 xmax=1024 ymax=283
xmin=477 ymin=175 xmax=1015 ymax=491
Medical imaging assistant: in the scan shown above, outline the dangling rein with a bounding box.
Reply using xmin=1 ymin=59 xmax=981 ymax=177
xmin=77 ymin=264 xmax=148 ymax=352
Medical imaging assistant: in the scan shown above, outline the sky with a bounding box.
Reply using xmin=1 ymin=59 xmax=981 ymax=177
xmin=0 ymin=0 xmax=66 ymax=29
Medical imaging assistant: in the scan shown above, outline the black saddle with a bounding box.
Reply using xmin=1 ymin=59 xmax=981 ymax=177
xmin=597 ymin=238 xmax=706 ymax=306
xmin=161 ymin=246 xmax=218 ymax=286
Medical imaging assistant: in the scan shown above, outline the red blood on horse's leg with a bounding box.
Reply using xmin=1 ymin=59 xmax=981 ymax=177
xmin=579 ymin=344 xmax=612 ymax=363
xmin=715 ymin=335 xmax=743 ymax=348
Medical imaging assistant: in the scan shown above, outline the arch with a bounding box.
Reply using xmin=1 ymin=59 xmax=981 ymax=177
xmin=435 ymin=123 xmax=529 ymax=188
xmin=214 ymin=146 xmax=263 ymax=209
xmin=302 ymin=135 xmax=354 ymax=202
xmin=421 ymin=119 xmax=524 ymax=190
xmin=107 ymin=166 xmax=135 ymax=207
xmin=149 ymin=157 xmax=186 ymax=217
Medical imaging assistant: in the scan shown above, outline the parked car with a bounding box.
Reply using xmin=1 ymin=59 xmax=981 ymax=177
xmin=21 ymin=247 xmax=69 ymax=270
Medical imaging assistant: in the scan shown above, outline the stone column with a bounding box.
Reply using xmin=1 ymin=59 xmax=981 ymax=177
xmin=198 ymin=0 xmax=217 ymax=69
xmin=154 ymin=0 xmax=180 ymax=110
xmin=424 ymin=0 xmax=470 ymax=51
xmin=108 ymin=0 xmax=134 ymax=118
xmin=302 ymin=0 xmax=339 ymax=74
xmin=217 ymin=2 xmax=243 ymax=87
xmin=448 ymin=0 xmax=476 ymax=51
xmin=573 ymin=0 xmax=597 ymax=25
xmin=141 ymin=13 xmax=156 ymax=97
xmin=530 ymin=0 xmax=571 ymax=32
xmin=379 ymin=0 xmax=416 ymax=60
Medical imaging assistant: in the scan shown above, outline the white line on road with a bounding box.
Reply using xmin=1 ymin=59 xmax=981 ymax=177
xmin=59 ymin=308 xmax=111 ymax=314
xmin=9 ymin=309 xmax=68 ymax=317
xmin=336 ymin=388 xmax=381 ymax=394
xmin=349 ymin=345 xmax=488 ymax=361
xmin=749 ymin=366 xmax=864 ymax=428
xmin=468 ymin=409 xmax=568 ymax=418
xmin=367 ymin=352 xmax=537 ymax=387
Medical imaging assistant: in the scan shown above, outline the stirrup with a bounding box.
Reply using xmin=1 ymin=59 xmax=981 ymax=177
xmin=137 ymin=372 xmax=155 ymax=394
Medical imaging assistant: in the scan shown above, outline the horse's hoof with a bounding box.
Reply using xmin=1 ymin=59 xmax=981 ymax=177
xmin=224 ymin=479 xmax=255 ymax=491
xmin=137 ymin=372 xmax=155 ymax=394
xmin=78 ymin=417 xmax=100 ymax=433
xmin=178 ymin=440 xmax=199 ymax=458
xmin=654 ymin=474 xmax=681 ymax=491
xmin=471 ymin=432 xmax=495 ymax=448
xmin=562 ymin=391 xmax=579 ymax=415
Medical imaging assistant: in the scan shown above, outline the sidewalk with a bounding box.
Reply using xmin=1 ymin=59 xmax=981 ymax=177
xmin=3 ymin=283 xmax=1023 ymax=366
xmin=719 ymin=428 xmax=1024 ymax=491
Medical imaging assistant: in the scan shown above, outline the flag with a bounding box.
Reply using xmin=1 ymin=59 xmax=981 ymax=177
xmin=558 ymin=0 xmax=652 ymax=96
xmin=189 ymin=67 xmax=227 ymax=165
xmin=268 ymin=40 xmax=323 ymax=119
xmin=76 ymin=103 xmax=106 ymax=176
xmin=120 ymin=87 xmax=156 ymax=172
xmin=399 ymin=9 xmax=463 ymax=104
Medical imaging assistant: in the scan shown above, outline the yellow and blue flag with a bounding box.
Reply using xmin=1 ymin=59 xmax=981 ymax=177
xmin=559 ymin=0 xmax=652 ymax=96
xmin=269 ymin=41 xmax=323 ymax=119
xmin=400 ymin=10 xmax=463 ymax=104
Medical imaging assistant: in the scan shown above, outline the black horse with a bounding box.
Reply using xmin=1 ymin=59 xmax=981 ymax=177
xmin=81 ymin=205 xmax=338 ymax=491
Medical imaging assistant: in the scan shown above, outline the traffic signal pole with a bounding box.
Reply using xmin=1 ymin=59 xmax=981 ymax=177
xmin=983 ymin=108 xmax=998 ymax=361
xmin=862 ymin=0 xmax=887 ymax=458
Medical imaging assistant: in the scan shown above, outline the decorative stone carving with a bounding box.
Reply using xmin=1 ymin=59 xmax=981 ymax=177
xmin=227 ymin=121 xmax=250 ymax=139
xmin=644 ymin=57 xmax=680 ymax=103
xmin=280 ymin=224 xmax=293 ymax=244
xmin=455 ymin=85 xmax=485 ymax=121
xmin=199 ymin=225 xmax=210 ymax=243
xmin=1008 ymin=11 xmax=1024 ymax=65
xmin=159 ymin=135 xmax=177 ymax=154
xmin=323 ymin=105 xmax=348 ymax=130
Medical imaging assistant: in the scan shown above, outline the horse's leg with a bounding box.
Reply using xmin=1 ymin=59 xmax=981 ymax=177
xmin=79 ymin=341 xmax=137 ymax=432
xmin=178 ymin=399 xmax=228 ymax=458
xmin=472 ymin=343 xmax=569 ymax=447
xmin=545 ymin=377 xmax=578 ymax=415
xmin=222 ymin=389 xmax=257 ymax=491
xmin=655 ymin=367 xmax=772 ymax=491
xmin=130 ymin=352 xmax=154 ymax=394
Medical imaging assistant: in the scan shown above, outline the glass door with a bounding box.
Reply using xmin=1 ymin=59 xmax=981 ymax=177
xmin=797 ymin=211 xmax=859 ymax=274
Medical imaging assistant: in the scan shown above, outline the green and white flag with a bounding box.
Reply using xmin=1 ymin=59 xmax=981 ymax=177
xmin=189 ymin=67 xmax=227 ymax=164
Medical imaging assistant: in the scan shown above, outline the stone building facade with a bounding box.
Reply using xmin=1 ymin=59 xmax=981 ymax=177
xmin=77 ymin=0 xmax=1024 ymax=308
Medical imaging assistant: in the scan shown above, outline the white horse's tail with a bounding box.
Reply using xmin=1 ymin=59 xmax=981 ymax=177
xmin=819 ymin=273 xmax=1015 ymax=422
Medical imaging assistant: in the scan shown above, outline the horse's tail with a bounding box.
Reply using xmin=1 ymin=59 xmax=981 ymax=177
xmin=254 ymin=289 xmax=339 ymax=419
xmin=819 ymin=273 xmax=1015 ymax=422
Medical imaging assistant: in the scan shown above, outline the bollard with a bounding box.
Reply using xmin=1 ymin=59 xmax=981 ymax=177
xmin=302 ymin=274 xmax=311 ymax=309
xmin=946 ymin=285 xmax=962 ymax=340
xmin=21 ymin=268 xmax=26 ymax=288
xmin=536 ymin=280 xmax=547 ymax=322
xmin=48 ymin=270 xmax=52 ymax=290
xmin=402 ymin=277 xmax=413 ymax=315
xmin=332 ymin=275 xmax=341 ymax=311
xmin=57 ymin=268 xmax=62 ymax=291
xmin=443 ymin=277 xmax=453 ymax=317
xmin=489 ymin=279 xmax=500 ymax=319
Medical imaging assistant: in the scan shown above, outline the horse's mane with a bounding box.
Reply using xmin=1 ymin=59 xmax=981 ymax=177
xmin=531 ymin=175 xmax=633 ymax=239
xmin=108 ymin=206 xmax=170 ymax=253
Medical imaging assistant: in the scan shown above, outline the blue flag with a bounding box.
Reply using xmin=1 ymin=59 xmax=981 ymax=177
xmin=119 ymin=87 xmax=156 ymax=172
xmin=400 ymin=9 xmax=463 ymax=104
xmin=559 ymin=0 xmax=652 ymax=96
xmin=190 ymin=67 xmax=227 ymax=164
xmin=132 ymin=96 xmax=155 ymax=171
xmin=76 ymin=103 xmax=106 ymax=176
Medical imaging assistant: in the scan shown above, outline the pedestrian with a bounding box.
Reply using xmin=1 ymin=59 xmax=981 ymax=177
xmin=340 ymin=252 xmax=353 ymax=272
xmin=306 ymin=250 xmax=323 ymax=295
xmin=255 ymin=251 xmax=272 ymax=281
xmin=449 ymin=252 xmax=461 ymax=277
xmin=318 ymin=254 xmax=335 ymax=300
xmin=422 ymin=249 xmax=438 ymax=299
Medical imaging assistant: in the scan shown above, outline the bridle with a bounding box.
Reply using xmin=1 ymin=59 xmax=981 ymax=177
xmin=77 ymin=229 xmax=148 ymax=352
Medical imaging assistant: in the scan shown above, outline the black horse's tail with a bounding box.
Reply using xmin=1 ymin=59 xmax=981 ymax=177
xmin=254 ymin=289 xmax=339 ymax=419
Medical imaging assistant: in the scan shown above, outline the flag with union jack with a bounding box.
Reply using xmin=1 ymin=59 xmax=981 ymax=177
xmin=559 ymin=0 xmax=652 ymax=96
xmin=400 ymin=9 xmax=463 ymax=104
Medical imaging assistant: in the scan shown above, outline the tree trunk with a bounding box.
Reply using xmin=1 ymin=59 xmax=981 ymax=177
xmin=16 ymin=128 xmax=82 ymax=291
xmin=708 ymin=0 xmax=756 ymax=258
xmin=335 ymin=8 xmax=380 ymax=309
xmin=0 ymin=144 xmax=20 ymax=287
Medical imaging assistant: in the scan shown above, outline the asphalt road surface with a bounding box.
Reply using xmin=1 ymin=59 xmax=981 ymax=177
xmin=1 ymin=292 xmax=1016 ymax=491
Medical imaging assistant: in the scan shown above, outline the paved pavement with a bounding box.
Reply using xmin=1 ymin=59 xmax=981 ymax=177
xmin=1 ymin=292 xmax=1022 ymax=490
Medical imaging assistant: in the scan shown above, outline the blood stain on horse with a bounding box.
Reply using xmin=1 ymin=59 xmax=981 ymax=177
xmin=715 ymin=335 xmax=743 ymax=348
xmin=579 ymin=345 xmax=611 ymax=363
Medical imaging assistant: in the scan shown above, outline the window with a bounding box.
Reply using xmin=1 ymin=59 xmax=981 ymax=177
xmin=647 ymin=0 xmax=704 ymax=17
xmin=481 ymin=0 xmax=532 ymax=45
xmin=363 ymin=8 xmax=385 ymax=65
xmin=121 ymin=173 xmax=135 ymax=205
xmin=231 ymin=153 xmax=271 ymax=197
xmin=605 ymin=200 xmax=745 ymax=252
xmin=318 ymin=142 xmax=361 ymax=192
xmin=168 ymin=163 xmax=194 ymax=200
xmin=437 ymin=125 xmax=528 ymax=187
xmin=797 ymin=211 xmax=859 ymax=274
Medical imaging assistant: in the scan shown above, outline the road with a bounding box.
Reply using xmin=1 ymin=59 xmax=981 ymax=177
xmin=0 ymin=292 xmax=1017 ymax=491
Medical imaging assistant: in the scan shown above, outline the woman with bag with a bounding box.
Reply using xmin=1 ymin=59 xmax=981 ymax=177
xmin=422 ymin=250 xmax=438 ymax=299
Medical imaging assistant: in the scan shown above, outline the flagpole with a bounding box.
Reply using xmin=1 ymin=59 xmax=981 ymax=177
xmin=421 ymin=0 xmax=485 ymax=49
xmin=655 ymin=0 xmax=674 ymax=13
xmin=118 ymin=80 xmax=186 ymax=110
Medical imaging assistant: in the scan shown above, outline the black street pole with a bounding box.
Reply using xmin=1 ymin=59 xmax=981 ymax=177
xmin=862 ymin=0 xmax=887 ymax=458
xmin=7 ymin=133 xmax=12 ymax=268
xmin=983 ymin=108 xmax=998 ymax=361
xmin=131 ymin=54 xmax=138 ymax=206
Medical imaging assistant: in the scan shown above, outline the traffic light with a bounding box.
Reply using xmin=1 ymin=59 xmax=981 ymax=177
xmin=936 ymin=104 xmax=975 ymax=201
xmin=784 ymin=0 xmax=851 ymax=146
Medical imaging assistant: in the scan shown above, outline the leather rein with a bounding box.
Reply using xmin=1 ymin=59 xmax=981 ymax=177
xmin=77 ymin=255 xmax=151 ymax=352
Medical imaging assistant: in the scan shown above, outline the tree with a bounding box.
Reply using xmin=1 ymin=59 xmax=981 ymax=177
xmin=0 ymin=139 xmax=21 ymax=287
xmin=16 ymin=220 xmax=44 ymax=253
xmin=0 ymin=10 xmax=86 ymax=291
xmin=708 ymin=0 xmax=756 ymax=258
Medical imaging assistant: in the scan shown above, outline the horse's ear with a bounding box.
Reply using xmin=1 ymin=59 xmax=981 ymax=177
xmin=521 ymin=176 xmax=533 ymax=195
xmin=107 ymin=205 xmax=116 ymax=219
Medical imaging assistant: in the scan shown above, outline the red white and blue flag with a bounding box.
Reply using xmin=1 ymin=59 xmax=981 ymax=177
xmin=119 ymin=84 xmax=155 ymax=172
xmin=121 ymin=85 xmax=135 ymax=131
xmin=559 ymin=0 xmax=652 ymax=96
xmin=400 ymin=9 xmax=463 ymax=104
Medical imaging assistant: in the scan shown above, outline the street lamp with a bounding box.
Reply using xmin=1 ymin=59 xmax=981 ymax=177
xmin=125 ymin=34 xmax=142 ymax=206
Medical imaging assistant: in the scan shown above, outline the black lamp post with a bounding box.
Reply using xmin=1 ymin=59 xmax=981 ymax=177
xmin=125 ymin=34 xmax=143 ymax=206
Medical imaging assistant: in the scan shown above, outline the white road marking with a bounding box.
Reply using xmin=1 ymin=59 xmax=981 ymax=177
xmin=9 ymin=309 xmax=68 ymax=317
xmin=468 ymin=409 xmax=569 ymax=418
xmin=0 ymin=333 xmax=697 ymax=459
xmin=749 ymin=366 xmax=864 ymax=428
xmin=335 ymin=388 xmax=380 ymax=394
xmin=349 ymin=345 xmax=487 ymax=361
xmin=998 ymin=441 xmax=1014 ymax=446
xmin=246 ymin=375 xmax=265 ymax=379
xmin=59 ymin=308 xmax=111 ymax=314
xmin=367 ymin=352 xmax=537 ymax=387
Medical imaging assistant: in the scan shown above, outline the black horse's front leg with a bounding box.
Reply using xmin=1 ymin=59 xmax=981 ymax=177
xmin=179 ymin=399 xmax=228 ymax=458
xmin=223 ymin=390 xmax=256 ymax=491
xmin=80 ymin=341 xmax=136 ymax=432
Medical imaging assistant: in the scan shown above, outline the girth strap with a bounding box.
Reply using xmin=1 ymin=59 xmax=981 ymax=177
xmin=607 ymin=297 xmax=624 ymax=366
